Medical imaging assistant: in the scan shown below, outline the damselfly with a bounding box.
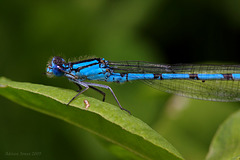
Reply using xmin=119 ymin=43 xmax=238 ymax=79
xmin=46 ymin=56 xmax=240 ymax=114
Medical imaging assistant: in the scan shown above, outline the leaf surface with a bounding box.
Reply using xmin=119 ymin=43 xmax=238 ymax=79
xmin=0 ymin=77 xmax=183 ymax=160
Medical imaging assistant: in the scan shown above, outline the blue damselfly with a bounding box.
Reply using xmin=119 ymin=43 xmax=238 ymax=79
xmin=46 ymin=56 xmax=240 ymax=114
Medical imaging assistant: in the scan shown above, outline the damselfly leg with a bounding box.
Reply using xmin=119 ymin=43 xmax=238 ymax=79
xmin=74 ymin=83 xmax=106 ymax=101
xmin=69 ymin=79 xmax=131 ymax=114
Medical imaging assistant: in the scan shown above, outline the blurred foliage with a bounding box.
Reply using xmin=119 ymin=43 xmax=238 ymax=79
xmin=206 ymin=109 xmax=240 ymax=160
xmin=1 ymin=0 xmax=240 ymax=159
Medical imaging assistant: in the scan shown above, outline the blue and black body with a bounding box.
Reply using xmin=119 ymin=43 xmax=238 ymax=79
xmin=46 ymin=56 xmax=240 ymax=114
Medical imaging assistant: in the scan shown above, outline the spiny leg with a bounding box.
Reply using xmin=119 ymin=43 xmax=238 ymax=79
xmin=74 ymin=83 xmax=106 ymax=101
xmin=89 ymin=86 xmax=106 ymax=101
xmin=69 ymin=79 xmax=131 ymax=114
xmin=84 ymin=82 xmax=131 ymax=114
xmin=67 ymin=80 xmax=89 ymax=105
xmin=67 ymin=86 xmax=89 ymax=105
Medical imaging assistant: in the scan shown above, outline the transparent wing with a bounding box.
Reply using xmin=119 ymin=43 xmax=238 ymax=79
xmin=108 ymin=61 xmax=173 ymax=73
xmin=143 ymin=79 xmax=240 ymax=102
xmin=108 ymin=61 xmax=240 ymax=102
xmin=108 ymin=61 xmax=240 ymax=74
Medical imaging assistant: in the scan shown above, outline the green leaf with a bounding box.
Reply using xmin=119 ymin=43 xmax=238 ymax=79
xmin=0 ymin=77 xmax=183 ymax=160
xmin=206 ymin=109 xmax=240 ymax=160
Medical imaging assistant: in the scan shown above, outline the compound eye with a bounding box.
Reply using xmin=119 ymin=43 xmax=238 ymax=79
xmin=53 ymin=56 xmax=65 ymax=66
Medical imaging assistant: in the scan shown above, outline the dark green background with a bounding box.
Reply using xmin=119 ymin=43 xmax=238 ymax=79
xmin=1 ymin=1 xmax=240 ymax=159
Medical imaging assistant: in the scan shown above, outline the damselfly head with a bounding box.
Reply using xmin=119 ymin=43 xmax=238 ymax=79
xmin=46 ymin=56 xmax=66 ymax=77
